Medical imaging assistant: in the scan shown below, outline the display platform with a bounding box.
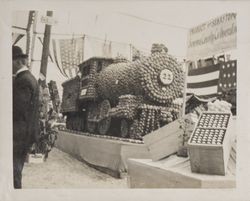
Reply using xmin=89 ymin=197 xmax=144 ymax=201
xmin=55 ymin=130 xmax=150 ymax=178
xmin=127 ymin=139 xmax=236 ymax=188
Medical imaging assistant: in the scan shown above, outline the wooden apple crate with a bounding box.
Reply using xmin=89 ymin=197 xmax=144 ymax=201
xmin=187 ymin=112 xmax=234 ymax=175
xmin=143 ymin=119 xmax=183 ymax=161
xmin=143 ymin=114 xmax=197 ymax=161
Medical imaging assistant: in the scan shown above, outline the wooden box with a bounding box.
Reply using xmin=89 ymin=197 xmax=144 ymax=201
xmin=143 ymin=119 xmax=183 ymax=161
xmin=187 ymin=112 xmax=233 ymax=175
xmin=27 ymin=153 xmax=45 ymax=163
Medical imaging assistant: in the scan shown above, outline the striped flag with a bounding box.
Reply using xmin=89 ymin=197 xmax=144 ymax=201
xmin=187 ymin=60 xmax=237 ymax=98
xmin=52 ymin=37 xmax=84 ymax=78
xmin=187 ymin=64 xmax=220 ymax=98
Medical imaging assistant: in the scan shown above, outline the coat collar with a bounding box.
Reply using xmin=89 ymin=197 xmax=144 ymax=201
xmin=15 ymin=66 xmax=29 ymax=76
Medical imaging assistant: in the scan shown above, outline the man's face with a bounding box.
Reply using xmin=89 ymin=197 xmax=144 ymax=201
xmin=12 ymin=59 xmax=21 ymax=75
xmin=12 ymin=58 xmax=26 ymax=75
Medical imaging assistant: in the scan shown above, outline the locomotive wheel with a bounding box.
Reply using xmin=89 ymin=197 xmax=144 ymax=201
xmin=71 ymin=116 xmax=75 ymax=130
xmin=77 ymin=115 xmax=82 ymax=131
xmin=99 ymin=100 xmax=111 ymax=119
xmin=120 ymin=119 xmax=130 ymax=138
xmin=97 ymin=100 xmax=111 ymax=135
xmin=74 ymin=116 xmax=78 ymax=131
xmin=86 ymin=103 xmax=98 ymax=133
xmin=73 ymin=116 xmax=79 ymax=131
xmin=87 ymin=121 xmax=96 ymax=133
xmin=98 ymin=117 xmax=111 ymax=135
xmin=67 ymin=115 xmax=73 ymax=130
xmin=80 ymin=114 xmax=85 ymax=131
xmin=66 ymin=114 xmax=70 ymax=129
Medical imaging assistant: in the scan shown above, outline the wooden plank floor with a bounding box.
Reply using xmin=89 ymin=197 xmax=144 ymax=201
xmin=128 ymin=139 xmax=236 ymax=188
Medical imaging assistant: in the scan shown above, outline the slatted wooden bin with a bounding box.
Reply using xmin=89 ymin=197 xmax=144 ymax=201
xmin=187 ymin=112 xmax=234 ymax=175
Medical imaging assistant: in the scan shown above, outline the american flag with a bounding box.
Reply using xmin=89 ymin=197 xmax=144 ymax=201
xmin=187 ymin=60 xmax=237 ymax=98
xmin=218 ymin=60 xmax=237 ymax=93
xmin=52 ymin=37 xmax=84 ymax=78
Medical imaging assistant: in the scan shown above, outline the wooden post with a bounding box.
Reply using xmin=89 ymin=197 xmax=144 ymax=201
xmin=29 ymin=11 xmax=38 ymax=71
xmin=39 ymin=11 xmax=53 ymax=88
xmin=26 ymin=11 xmax=36 ymax=68
xmin=39 ymin=11 xmax=53 ymax=121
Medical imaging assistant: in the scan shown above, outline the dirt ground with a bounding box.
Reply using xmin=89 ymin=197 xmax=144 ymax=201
xmin=22 ymin=148 xmax=128 ymax=188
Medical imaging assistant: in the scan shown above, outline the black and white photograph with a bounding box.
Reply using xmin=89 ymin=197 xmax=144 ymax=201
xmin=0 ymin=0 xmax=250 ymax=200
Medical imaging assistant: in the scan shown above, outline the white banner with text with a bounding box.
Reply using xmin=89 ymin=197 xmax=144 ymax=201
xmin=187 ymin=13 xmax=237 ymax=60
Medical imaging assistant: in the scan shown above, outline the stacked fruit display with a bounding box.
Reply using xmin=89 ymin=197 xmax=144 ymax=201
xmin=137 ymin=104 xmax=161 ymax=135
xmin=207 ymin=100 xmax=232 ymax=113
xmin=137 ymin=103 xmax=181 ymax=136
xmin=96 ymin=44 xmax=184 ymax=105
xmin=128 ymin=120 xmax=142 ymax=140
xmin=140 ymin=53 xmax=184 ymax=104
xmin=61 ymin=44 xmax=185 ymax=139
xmin=190 ymin=128 xmax=226 ymax=145
xmin=160 ymin=103 xmax=181 ymax=123
xmin=189 ymin=113 xmax=230 ymax=145
xmin=113 ymin=55 xmax=128 ymax=64
xmin=187 ymin=111 xmax=233 ymax=175
xmin=151 ymin=43 xmax=168 ymax=54
xmin=84 ymin=61 xmax=97 ymax=98
xmin=197 ymin=113 xmax=230 ymax=128
xmin=109 ymin=95 xmax=143 ymax=119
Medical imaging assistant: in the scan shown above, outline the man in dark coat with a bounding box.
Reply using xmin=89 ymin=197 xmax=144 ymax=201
xmin=12 ymin=46 xmax=40 ymax=189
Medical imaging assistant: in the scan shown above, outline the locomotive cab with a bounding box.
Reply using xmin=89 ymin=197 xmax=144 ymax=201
xmin=77 ymin=57 xmax=114 ymax=133
xmin=78 ymin=57 xmax=114 ymax=101
xmin=61 ymin=57 xmax=114 ymax=132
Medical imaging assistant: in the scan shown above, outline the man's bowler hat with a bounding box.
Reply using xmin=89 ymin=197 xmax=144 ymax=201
xmin=12 ymin=46 xmax=28 ymax=60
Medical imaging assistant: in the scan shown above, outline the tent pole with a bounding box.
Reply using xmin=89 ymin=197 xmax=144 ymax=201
xmin=39 ymin=11 xmax=53 ymax=121
xmin=39 ymin=11 xmax=53 ymax=88
xmin=30 ymin=11 xmax=38 ymax=71
xmin=26 ymin=11 xmax=35 ymax=68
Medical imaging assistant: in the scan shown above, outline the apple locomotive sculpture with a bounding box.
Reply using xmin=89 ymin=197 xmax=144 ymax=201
xmin=61 ymin=44 xmax=184 ymax=139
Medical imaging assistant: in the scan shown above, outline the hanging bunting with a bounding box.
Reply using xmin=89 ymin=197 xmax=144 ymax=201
xmin=52 ymin=36 xmax=84 ymax=78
